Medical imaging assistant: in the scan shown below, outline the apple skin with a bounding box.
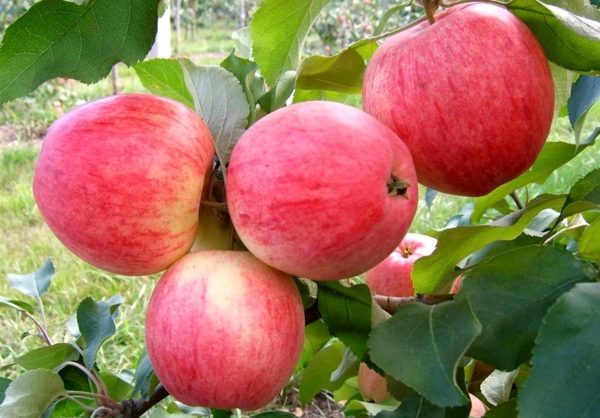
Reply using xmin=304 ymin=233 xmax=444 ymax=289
xmin=145 ymin=250 xmax=305 ymax=410
xmin=358 ymin=363 xmax=390 ymax=403
xmin=227 ymin=101 xmax=418 ymax=281
xmin=365 ymin=233 xmax=437 ymax=297
xmin=33 ymin=94 xmax=214 ymax=275
xmin=469 ymin=393 xmax=488 ymax=417
xmin=363 ymin=3 xmax=554 ymax=196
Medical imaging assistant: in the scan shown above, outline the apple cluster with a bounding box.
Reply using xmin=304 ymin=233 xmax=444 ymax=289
xmin=32 ymin=2 xmax=554 ymax=412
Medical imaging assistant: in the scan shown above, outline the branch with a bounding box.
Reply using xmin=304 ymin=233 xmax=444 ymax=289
xmin=374 ymin=294 xmax=454 ymax=313
xmin=305 ymin=292 xmax=453 ymax=325
xmin=119 ymin=384 xmax=169 ymax=418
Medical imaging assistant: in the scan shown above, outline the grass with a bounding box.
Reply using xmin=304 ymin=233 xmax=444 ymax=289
xmin=0 ymin=21 xmax=599 ymax=412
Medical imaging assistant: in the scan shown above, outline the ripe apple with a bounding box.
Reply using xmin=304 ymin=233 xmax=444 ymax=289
xmin=363 ymin=3 xmax=554 ymax=196
xmin=145 ymin=250 xmax=305 ymax=410
xmin=227 ymin=101 xmax=418 ymax=281
xmin=365 ymin=233 xmax=437 ymax=297
xmin=33 ymin=94 xmax=214 ymax=275
xmin=358 ymin=363 xmax=390 ymax=403
xmin=469 ymin=393 xmax=488 ymax=417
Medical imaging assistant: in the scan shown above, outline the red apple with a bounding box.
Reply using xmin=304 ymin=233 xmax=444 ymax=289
xmin=363 ymin=3 xmax=554 ymax=196
xmin=145 ymin=250 xmax=305 ymax=410
xmin=469 ymin=393 xmax=488 ymax=417
xmin=227 ymin=101 xmax=418 ymax=280
xmin=365 ymin=233 xmax=437 ymax=297
xmin=33 ymin=94 xmax=214 ymax=275
xmin=358 ymin=363 xmax=390 ymax=403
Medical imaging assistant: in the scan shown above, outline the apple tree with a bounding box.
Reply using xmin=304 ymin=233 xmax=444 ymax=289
xmin=1 ymin=0 xmax=600 ymax=417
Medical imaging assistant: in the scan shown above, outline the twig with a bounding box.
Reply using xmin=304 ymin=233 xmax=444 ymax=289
xmin=0 ymin=299 xmax=53 ymax=345
xmin=510 ymin=192 xmax=524 ymax=210
xmin=120 ymin=384 xmax=170 ymax=418
xmin=305 ymin=293 xmax=453 ymax=326
xmin=61 ymin=361 xmax=116 ymax=409
xmin=374 ymin=294 xmax=454 ymax=313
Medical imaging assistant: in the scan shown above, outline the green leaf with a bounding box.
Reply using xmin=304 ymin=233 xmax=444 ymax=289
xmin=414 ymin=194 xmax=567 ymax=293
xmin=0 ymin=369 xmax=66 ymax=418
xmin=7 ymin=258 xmax=55 ymax=299
xmin=519 ymin=282 xmax=600 ymax=418
xmin=258 ymin=70 xmax=296 ymax=113
xmin=462 ymin=234 xmax=540 ymax=269
xmin=302 ymin=320 xmax=331 ymax=361
xmin=460 ymin=245 xmax=596 ymax=370
xmin=578 ymin=217 xmax=600 ymax=261
xmin=0 ymin=297 xmax=35 ymax=314
xmin=221 ymin=51 xmax=264 ymax=123
xmin=345 ymin=400 xmax=397 ymax=417
xmin=560 ymin=167 xmax=600 ymax=219
xmin=483 ymin=399 xmax=518 ymax=418
xmin=508 ymin=0 xmax=600 ymax=72
xmin=296 ymin=48 xmax=366 ymax=94
xmin=100 ymin=371 xmax=133 ymax=401
xmin=471 ymin=137 xmax=597 ymax=223
xmin=299 ymin=341 xmax=350 ymax=404
xmin=568 ymin=75 xmax=600 ymax=129
xmin=369 ymin=298 xmax=481 ymax=407
xmin=0 ymin=377 xmax=11 ymax=405
xmin=293 ymin=89 xmax=359 ymax=105
xmin=181 ymin=60 xmax=249 ymax=169
xmin=58 ymin=364 xmax=93 ymax=391
xmin=134 ymin=59 xmax=195 ymax=110
xmin=480 ymin=369 xmax=519 ymax=406
xmin=16 ymin=343 xmax=79 ymax=370
xmin=251 ymin=0 xmax=330 ymax=86
xmin=550 ymin=61 xmax=575 ymax=117
xmin=77 ymin=296 xmax=123 ymax=368
xmin=0 ymin=0 xmax=160 ymax=104
xmin=132 ymin=349 xmax=158 ymax=399
xmin=212 ymin=409 xmax=232 ymax=418
xmin=374 ymin=393 xmax=470 ymax=418
xmin=317 ymin=282 xmax=372 ymax=360
xmin=232 ymin=27 xmax=253 ymax=60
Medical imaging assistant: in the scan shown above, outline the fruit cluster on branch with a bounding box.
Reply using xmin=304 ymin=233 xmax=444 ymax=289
xmin=28 ymin=1 xmax=554 ymax=415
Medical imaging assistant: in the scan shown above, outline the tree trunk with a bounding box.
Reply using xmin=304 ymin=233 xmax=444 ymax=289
xmin=175 ymin=0 xmax=181 ymax=53
xmin=239 ymin=0 xmax=246 ymax=27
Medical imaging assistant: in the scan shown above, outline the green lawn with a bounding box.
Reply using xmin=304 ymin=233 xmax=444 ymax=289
xmin=1 ymin=22 xmax=599 ymax=400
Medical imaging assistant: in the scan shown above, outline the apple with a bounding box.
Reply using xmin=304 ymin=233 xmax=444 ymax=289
xmin=362 ymin=2 xmax=554 ymax=196
xmin=365 ymin=233 xmax=437 ymax=297
xmin=33 ymin=94 xmax=214 ymax=275
xmin=145 ymin=250 xmax=305 ymax=410
xmin=469 ymin=393 xmax=488 ymax=417
xmin=227 ymin=101 xmax=418 ymax=281
xmin=358 ymin=363 xmax=390 ymax=403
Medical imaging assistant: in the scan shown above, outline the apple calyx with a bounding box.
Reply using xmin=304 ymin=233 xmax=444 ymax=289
xmin=387 ymin=174 xmax=410 ymax=197
xmin=401 ymin=247 xmax=413 ymax=258
xmin=421 ymin=0 xmax=440 ymax=24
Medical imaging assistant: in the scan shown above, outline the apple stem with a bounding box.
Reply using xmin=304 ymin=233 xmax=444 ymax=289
xmin=510 ymin=192 xmax=524 ymax=210
xmin=421 ymin=0 xmax=440 ymax=24
xmin=387 ymin=175 xmax=410 ymax=197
